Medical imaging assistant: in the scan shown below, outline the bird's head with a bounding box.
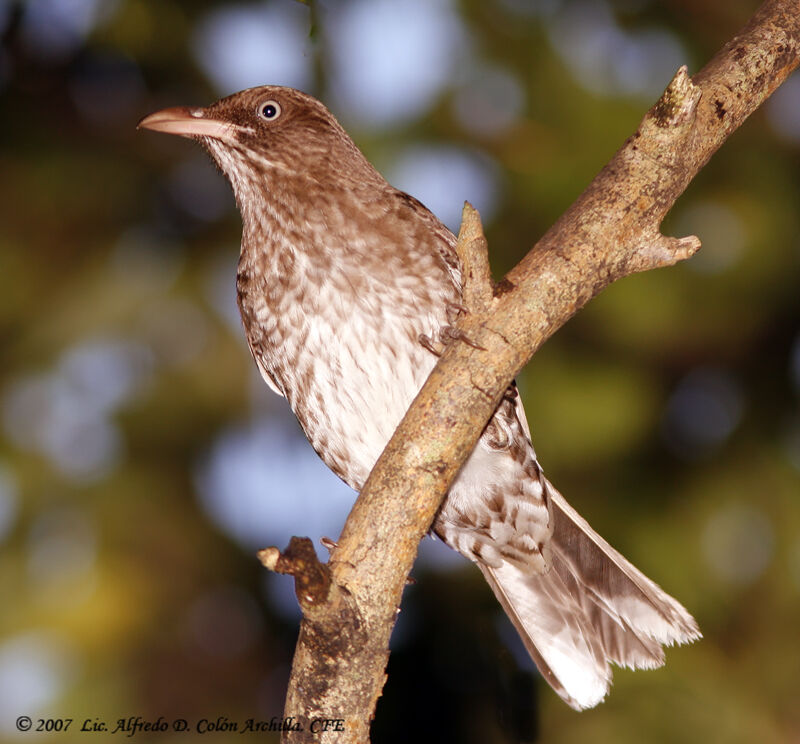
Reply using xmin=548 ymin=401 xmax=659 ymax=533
xmin=139 ymin=85 xmax=381 ymax=204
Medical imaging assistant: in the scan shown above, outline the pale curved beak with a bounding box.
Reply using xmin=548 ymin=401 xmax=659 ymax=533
xmin=137 ymin=106 xmax=239 ymax=141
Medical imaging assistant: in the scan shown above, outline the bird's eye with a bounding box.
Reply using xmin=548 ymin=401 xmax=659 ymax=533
xmin=259 ymin=101 xmax=282 ymax=121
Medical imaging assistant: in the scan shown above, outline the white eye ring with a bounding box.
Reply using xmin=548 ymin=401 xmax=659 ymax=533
xmin=258 ymin=100 xmax=282 ymax=121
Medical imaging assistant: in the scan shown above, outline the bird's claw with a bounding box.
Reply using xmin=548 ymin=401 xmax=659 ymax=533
xmin=320 ymin=536 xmax=338 ymax=555
xmin=418 ymin=333 xmax=443 ymax=357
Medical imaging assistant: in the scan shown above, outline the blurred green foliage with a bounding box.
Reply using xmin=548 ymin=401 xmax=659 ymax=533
xmin=1 ymin=1 xmax=799 ymax=742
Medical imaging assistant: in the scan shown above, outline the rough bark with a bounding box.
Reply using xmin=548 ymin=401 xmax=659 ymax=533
xmin=267 ymin=2 xmax=800 ymax=741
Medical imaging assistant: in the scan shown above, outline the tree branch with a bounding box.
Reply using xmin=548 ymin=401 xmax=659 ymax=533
xmin=276 ymin=2 xmax=800 ymax=740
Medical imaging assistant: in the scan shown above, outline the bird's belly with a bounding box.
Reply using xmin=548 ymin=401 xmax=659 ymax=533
xmin=263 ymin=303 xmax=443 ymax=490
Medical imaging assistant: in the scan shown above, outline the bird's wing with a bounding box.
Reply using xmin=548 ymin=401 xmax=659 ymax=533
xmin=391 ymin=188 xmax=463 ymax=295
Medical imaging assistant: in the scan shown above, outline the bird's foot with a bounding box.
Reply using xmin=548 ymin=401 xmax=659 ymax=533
xmin=446 ymin=301 xmax=468 ymax=325
xmin=420 ymin=323 xmax=485 ymax=356
xmin=441 ymin=324 xmax=486 ymax=350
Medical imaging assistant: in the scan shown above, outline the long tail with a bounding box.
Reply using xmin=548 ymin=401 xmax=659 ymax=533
xmin=479 ymin=479 xmax=700 ymax=710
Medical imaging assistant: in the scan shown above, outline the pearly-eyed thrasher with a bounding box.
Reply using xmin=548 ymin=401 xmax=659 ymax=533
xmin=139 ymin=86 xmax=699 ymax=709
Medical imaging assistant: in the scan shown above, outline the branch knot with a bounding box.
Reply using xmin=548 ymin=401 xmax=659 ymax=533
xmin=649 ymin=65 xmax=702 ymax=129
xmin=259 ymin=537 xmax=332 ymax=608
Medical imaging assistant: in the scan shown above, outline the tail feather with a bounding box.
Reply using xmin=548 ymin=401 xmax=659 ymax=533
xmin=480 ymin=561 xmax=610 ymax=710
xmin=548 ymin=483 xmax=700 ymax=645
xmin=480 ymin=480 xmax=700 ymax=710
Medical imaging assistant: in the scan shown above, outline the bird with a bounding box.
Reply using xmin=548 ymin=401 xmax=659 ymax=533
xmin=139 ymin=85 xmax=700 ymax=710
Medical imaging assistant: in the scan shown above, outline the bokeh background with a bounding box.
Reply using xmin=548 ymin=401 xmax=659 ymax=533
xmin=1 ymin=0 xmax=799 ymax=741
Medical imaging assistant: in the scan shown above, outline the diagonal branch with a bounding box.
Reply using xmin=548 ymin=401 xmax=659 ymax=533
xmin=277 ymin=2 xmax=800 ymax=741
